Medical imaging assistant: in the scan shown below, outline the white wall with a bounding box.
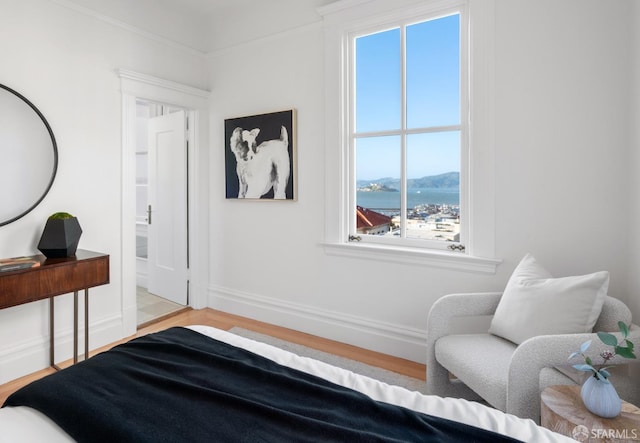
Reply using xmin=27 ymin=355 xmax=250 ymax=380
xmin=0 ymin=0 xmax=207 ymax=383
xmin=494 ymin=0 xmax=633 ymax=286
xmin=629 ymin=0 xmax=640 ymax=325
xmin=208 ymin=0 xmax=639 ymax=363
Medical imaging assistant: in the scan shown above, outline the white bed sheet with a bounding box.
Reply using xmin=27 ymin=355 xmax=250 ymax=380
xmin=0 ymin=326 xmax=574 ymax=442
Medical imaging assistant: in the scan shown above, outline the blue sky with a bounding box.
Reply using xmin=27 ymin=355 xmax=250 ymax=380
xmin=355 ymin=14 xmax=460 ymax=181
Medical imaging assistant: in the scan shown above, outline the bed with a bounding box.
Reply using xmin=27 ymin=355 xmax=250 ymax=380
xmin=0 ymin=326 xmax=573 ymax=442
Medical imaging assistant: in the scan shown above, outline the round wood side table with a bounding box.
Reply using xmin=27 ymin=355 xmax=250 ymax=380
xmin=541 ymin=385 xmax=640 ymax=442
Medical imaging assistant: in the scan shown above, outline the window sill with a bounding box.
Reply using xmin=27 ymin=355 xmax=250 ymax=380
xmin=322 ymin=242 xmax=501 ymax=274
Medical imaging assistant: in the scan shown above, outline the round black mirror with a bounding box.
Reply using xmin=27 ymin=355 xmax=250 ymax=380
xmin=0 ymin=84 xmax=58 ymax=226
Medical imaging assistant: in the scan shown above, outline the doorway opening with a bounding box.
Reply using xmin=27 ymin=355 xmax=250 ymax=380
xmin=119 ymin=68 xmax=209 ymax=338
xmin=135 ymin=99 xmax=189 ymax=327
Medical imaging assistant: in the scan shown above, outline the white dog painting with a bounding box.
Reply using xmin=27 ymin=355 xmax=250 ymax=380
xmin=225 ymin=110 xmax=294 ymax=200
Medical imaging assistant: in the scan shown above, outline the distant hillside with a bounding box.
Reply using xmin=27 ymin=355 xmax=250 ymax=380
xmin=357 ymin=172 xmax=459 ymax=191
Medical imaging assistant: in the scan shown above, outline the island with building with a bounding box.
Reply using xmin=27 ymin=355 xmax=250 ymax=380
xmin=357 ymin=183 xmax=398 ymax=192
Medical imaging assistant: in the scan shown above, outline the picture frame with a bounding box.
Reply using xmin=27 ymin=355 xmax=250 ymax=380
xmin=224 ymin=109 xmax=296 ymax=200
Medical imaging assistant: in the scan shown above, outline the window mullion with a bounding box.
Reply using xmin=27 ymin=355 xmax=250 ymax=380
xmin=400 ymin=24 xmax=408 ymax=239
xmin=355 ymin=125 xmax=462 ymax=139
xmin=348 ymin=35 xmax=357 ymax=239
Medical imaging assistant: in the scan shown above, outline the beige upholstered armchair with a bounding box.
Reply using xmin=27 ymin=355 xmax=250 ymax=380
xmin=426 ymin=292 xmax=639 ymax=424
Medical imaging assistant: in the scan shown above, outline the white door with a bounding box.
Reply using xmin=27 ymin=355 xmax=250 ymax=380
xmin=147 ymin=110 xmax=188 ymax=305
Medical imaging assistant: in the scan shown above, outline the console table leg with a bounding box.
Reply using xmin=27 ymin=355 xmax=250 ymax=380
xmin=73 ymin=291 xmax=78 ymax=364
xmin=84 ymin=289 xmax=89 ymax=361
xmin=49 ymin=297 xmax=54 ymax=367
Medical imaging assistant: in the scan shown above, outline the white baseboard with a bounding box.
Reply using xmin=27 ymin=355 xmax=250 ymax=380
xmin=0 ymin=315 xmax=123 ymax=385
xmin=208 ymin=285 xmax=427 ymax=364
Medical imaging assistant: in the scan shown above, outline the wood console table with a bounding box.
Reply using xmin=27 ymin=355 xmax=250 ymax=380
xmin=0 ymin=250 xmax=109 ymax=368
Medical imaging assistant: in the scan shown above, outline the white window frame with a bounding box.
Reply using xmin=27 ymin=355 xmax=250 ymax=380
xmin=348 ymin=9 xmax=467 ymax=252
xmin=320 ymin=0 xmax=500 ymax=274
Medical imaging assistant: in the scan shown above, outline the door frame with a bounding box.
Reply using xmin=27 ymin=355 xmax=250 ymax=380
xmin=118 ymin=69 xmax=210 ymax=337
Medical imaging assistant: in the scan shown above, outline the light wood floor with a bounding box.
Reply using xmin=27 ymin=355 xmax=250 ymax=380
xmin=0 ymin=308 xmax=425 ymax=404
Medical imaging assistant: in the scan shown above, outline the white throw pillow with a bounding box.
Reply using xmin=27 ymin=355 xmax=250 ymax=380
xmin=488 ymin=254 xmax=609 ymax=345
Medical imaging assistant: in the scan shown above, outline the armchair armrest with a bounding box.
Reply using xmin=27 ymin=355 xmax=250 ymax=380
xmin=507 ymin=324 xmax=640 ymax=421
xmin=426 ymin=292 xmax=502 ymax=398
xmin=427 ymin=292 xmax=502 ymax=344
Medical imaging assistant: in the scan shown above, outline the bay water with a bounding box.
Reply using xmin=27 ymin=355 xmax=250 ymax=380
xmin=357 ymin=188 xmax=459 ymax=213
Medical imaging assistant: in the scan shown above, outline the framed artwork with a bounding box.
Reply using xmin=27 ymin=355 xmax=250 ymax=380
xmin=224 ymin=109 xmax=296 ymax=200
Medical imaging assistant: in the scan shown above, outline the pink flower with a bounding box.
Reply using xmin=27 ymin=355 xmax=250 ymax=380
xmin=600 ymin=350 xmax=615 ymax=361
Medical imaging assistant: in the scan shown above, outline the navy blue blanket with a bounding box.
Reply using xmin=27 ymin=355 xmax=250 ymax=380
xmin=4 ymin=327 xmax=522 ymax=442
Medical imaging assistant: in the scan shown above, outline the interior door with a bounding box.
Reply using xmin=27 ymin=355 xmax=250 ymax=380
xmin=147 ymin=110 xmax=188 ymax=305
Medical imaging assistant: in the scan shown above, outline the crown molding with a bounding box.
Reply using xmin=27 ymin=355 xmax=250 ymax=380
xmin=206 ymin=20 xmax=322 ymax=59
xmin=317 ymin=0 xmax=372 ymax=16
xmin=48 ymin=0 xmax=207 ymax=57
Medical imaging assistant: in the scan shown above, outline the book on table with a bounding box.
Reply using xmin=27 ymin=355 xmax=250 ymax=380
xmin=0 ymin=256 xmax=41 ymax=272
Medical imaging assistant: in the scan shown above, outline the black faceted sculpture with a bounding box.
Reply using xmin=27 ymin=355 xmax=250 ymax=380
xmin=37 ymin=217 xmax=82 ymax=258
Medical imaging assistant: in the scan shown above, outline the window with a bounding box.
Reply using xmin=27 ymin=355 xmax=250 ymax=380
xmin=350 ymin=11 xmax=465 ymax=251
xmin=320 ymin=0 xmax=499 ymax=273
